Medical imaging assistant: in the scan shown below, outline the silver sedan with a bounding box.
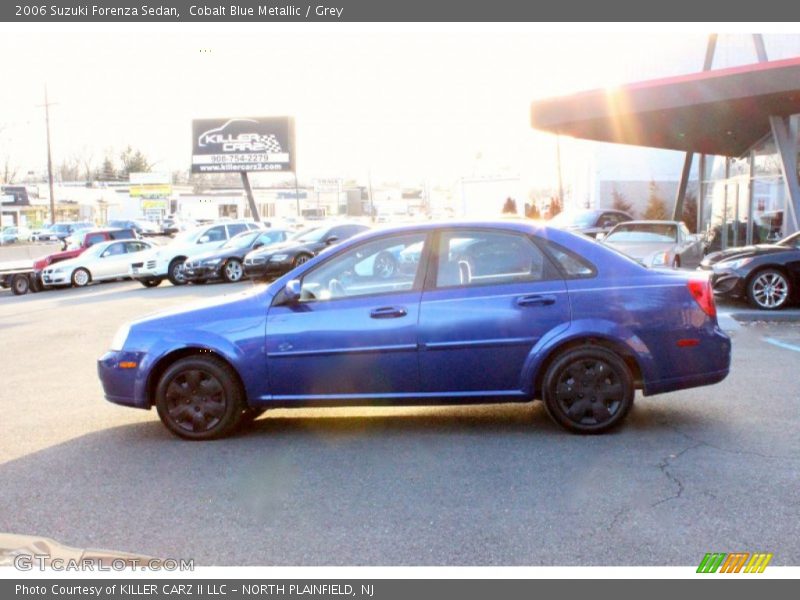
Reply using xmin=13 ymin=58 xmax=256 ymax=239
xmin=42 ymin=239 xmax=157 ymax=288
xmin=600 ymin=220 xmax=705 ymax=268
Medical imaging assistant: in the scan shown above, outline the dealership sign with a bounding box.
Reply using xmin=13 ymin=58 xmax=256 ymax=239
xmin=191 ymin=117 xmax=295 ymax=173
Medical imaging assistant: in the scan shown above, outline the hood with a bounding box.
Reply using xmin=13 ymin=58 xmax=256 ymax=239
xmin=248 ymin=239 xmax=310 ymax=256
xmin=704 ymin=243 xmax=790 ymax=265
xmin=131 ymin=285 xmax=272 ymax=330
xmin=604 ymin=241 xmax=674 ymax=261
xmin=188 ymin=246 xmax=240 ymax=263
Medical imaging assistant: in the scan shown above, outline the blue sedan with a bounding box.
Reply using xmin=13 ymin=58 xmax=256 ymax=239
xmin=98 ymin=221 xmax=731 ymax=439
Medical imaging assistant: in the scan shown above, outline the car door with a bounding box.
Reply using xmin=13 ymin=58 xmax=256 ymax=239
xmin=93 ymin=241 xmax=131 ymax=279
xmin=418 ymin=229 xmax=570 ymax=395
xmin=265 ymin=231 xmax=430 ymax=400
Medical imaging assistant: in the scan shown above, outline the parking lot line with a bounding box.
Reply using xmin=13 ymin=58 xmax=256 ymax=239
xmin=763 ymin=337 xmax=800 ymax=353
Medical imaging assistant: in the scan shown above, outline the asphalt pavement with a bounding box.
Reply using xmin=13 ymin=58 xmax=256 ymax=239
xmin=0 ymin=278 xmax=798 ymax=566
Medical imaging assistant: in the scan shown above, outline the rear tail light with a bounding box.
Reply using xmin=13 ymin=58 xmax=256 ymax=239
xmin=688 ymin=277 xmax=716 ymax=318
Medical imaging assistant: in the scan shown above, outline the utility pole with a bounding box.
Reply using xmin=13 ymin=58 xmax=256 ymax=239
xmin=556 ymin=134 xmax=564 ymax=211
xmin=39 ymin=86 xmax=57 ymax=225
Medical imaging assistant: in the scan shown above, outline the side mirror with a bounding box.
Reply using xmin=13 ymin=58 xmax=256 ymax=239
xmin=198 ymin=235 xmax=210 ymax=244
xmin=284 ymin=279 xmax=302 ymax=303
xmin=252 ymin=242 xmax=264 ymax=250
xmin=325 ymin=236 xmax=339 ymax=245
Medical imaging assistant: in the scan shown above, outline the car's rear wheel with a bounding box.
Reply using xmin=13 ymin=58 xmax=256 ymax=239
xmin=155 ymin=356 xmax=245 ymax=440
xmin=747 ymin=269 xmax=790 ymax=310
xmin=542 ymin=346 xmax=634 ymax=434
xmin=11 ymin=273 xmax=29 ymax=295
xmin=223 ymin=258 xmax=244 ymax=283
xmin=140 ymin=278 xmax=163 ymax=288
xmin=167 ymin=258 xmax=188 ymax=286
xmin=71 ymin=268 xmax=91 ymax=287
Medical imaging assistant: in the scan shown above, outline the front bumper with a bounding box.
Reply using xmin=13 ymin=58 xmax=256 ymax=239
xmin=702 ymin=265 xmax=747 ymax=298
xmin=183 ymin=262 xmax=222 ymax=281
xmin=129 ymin=259 xmax=165 ymax=280
xmin=41 ymin=270 xmax=69 ymax=286
xmin=97 ymin=350 xmax=150 ymax=409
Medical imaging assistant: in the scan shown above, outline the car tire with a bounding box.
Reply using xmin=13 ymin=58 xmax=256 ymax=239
xmin=373 ymin=251 xmax=397 ymax=279
xmin=293 ymin=253 xmax=312 ymax=268
xmin=542 ymin=346 xmax=634 ymax=434
xmin=140 ymin=278 xmax=163 ymax=288
xmin=155 ymin=356 xmax=245 ymax=440
xmin=747 ymin=268 xmax=791 ymax=310
xmin=71 ymin=268 xmax=91 ymax=288
xmin=11 ymin=273 xmax=30 ymax=295
xmin=672 ymin=256 xmax=681 ymax=269
xmin=167 ymin=257 xmax=188 ymax=286
xmin=223 ymin=258 xmax=244 ymax=283
xmin=29 ymin=273 xmax=43 ymax=293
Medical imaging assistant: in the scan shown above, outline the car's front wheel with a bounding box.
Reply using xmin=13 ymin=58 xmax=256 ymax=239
xmin=155 ymin=356 xmax=245 ymax=440
xmin=71 ymin=268 xmax=91 ymax=287
xmin=542 ymin=346 xmax=634 ymax=434
xmin=747 ymin=268 xmax=791 ymax=310
xmin=223 ymin=258 xmax=244 ymax=283
xmin=167 ymin=258 xmax=188 ymax=286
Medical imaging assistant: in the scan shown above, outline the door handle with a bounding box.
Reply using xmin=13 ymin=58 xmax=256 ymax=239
xmin=516 ymin=294 xmax=556 ymax=307
xmin=370 ymin=306 xmax=408 ymax=319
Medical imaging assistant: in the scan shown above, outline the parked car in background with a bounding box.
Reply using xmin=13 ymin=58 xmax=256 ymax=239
xmin=184 ymin=229 xmax=292 ymax=284
xmin=243 ymin=222 xmax=370 ymax=280
xmin=0 ymin=225 xmax=32 ymax=244
xmin=33 ymin=221 xmax=94 ymax=245
xmin=98 ymin=220 xmax=730 ymax=440
xmin=601 ymin=220 xmax=705 ymax=268
xmin=160 ymin=216 xmax=197 ymax=236
xmin=548 ymin=209 xmax=633 ymax=238
xmin=129 ymin=220 xmax=263 ymax=287
xmin=700 ymin=230 xmax=800 ymax=310
xmin=108 ymin=219 xmax=161 ymax=237
xmin=33 ymin=227 xmax=139 ymax=279
xmin=42 ymin=239 xmax=156 ymax=288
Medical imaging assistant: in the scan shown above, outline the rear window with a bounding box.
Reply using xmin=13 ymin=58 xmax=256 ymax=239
xmin=541 ymin=240 xmax=596 ymax=278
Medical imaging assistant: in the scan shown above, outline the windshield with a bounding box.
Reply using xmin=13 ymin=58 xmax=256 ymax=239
xmin=222 ymin=231 xmax=259 ymax=249
xmin=605 ymin=224 xmax=677 ymax=243
xmin=293 ymin=227 xmax=327 ymax=243
xmin=549 ymin=211 xmax=597 ymax=228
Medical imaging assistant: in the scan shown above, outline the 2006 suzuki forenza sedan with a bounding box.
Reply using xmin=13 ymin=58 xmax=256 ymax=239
xmin=98 ymin=221 xmax=731 ymax=440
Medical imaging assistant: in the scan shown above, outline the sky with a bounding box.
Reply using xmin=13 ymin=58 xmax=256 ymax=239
xmin=0 ymin=27 xmax=794 ymax=190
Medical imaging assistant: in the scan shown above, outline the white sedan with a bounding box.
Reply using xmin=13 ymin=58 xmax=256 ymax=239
xmin=42 ymin=239 xmax=157 ymax=288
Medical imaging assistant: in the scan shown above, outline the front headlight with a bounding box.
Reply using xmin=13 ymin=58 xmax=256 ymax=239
xmin=650 ymin=252 xmax=669 ymax=266
xmin=270 ymin=254 xmax=290 ymax=262
xmin=110 ymin=323 xmax=131 ymax=351
xmin=719 ymin=257 xmax=753 ymax=271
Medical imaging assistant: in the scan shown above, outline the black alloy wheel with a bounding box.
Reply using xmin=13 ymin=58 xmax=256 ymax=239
xmin=155 ymin=356 xmax=245 ymax=440
xmin=542 ymin=346 xmax=634 ymax=434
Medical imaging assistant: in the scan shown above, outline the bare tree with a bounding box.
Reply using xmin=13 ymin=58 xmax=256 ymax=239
xmin=611 ymin=186 xmax=634 ymax=216
xmin=1 ymin=156 xmax=18 ymax=184
xmin=643 ymin=181 xmax=669 ymax=220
